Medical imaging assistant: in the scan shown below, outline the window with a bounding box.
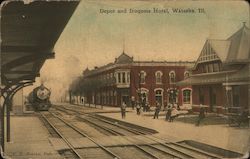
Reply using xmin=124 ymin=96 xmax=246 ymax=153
xmin=118 ymin=73 xmax=121 ymax=83
xmin=184 ymin=71 xmax=190 ymax=79
xmin=155 ymin=90 xmax=162 ymax=96
xmin=127 ymin=72 xmax=130 ymax=83
xmin=122 ymin=72 xmax=126 ymax=83
xmin=139 ymin=71 xmax=146 ymax=84
xmin=155 ymin=71 xmax=162 ymax=84
xmin=168 ymin=88 xmax=178 ymax=104
xmin=183 ymin=89 xmax=191 ymax=104
xmin=208 ymin=64 xmax=213 ymax=72
xmin=115 ymin=70 xmax=130 ymax=85
xmin=213 ymin=63 xmax=219 ymax=72
xmin=169 ymin=71 xmax=176 ymax=84
xmin=202 ymin=65 xmax=206 ymax=73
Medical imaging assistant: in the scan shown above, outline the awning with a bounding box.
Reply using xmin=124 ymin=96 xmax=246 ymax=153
xmin=1 ymin=0 xmax=80 ymax=85
xmin=177 ymin=66 xmax=250 ymax=86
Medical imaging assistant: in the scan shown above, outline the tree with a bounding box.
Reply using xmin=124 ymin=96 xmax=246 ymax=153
xmin=69 ymin=76 xmax=104 ymax=104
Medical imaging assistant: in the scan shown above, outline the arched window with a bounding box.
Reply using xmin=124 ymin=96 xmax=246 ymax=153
xmin=139 ymin=71 xmax=146 ymax=84
xmin=155 ymin=71 xmax=163 ymax=84
xmin=184 ymin=71 xmax=190 ymax=79
xmin=183 ymin=89 xmax=191 ymax=104
xmin=169 ymin=71 xmax=176 ymax=84
xmin=154 ymin=88 xmax=164 ymax=106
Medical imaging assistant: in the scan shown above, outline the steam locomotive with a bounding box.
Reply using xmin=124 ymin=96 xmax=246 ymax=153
xmin=26 ymin=84 xmax=51 ymax=111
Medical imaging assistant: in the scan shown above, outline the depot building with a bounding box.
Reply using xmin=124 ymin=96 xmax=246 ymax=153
xmin=177 ymin=23 xmax=250 ymax=114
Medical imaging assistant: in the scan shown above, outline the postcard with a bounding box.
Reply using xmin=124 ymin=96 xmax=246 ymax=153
xmin=0 ymin=0 xmax=249 ymax=158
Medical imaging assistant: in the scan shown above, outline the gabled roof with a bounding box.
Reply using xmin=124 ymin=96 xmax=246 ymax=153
xmin=226 ymin=23 xmax=250 ymax=63
xmin=114 ymin=52 xmax=133 ymax=64
xmin=193 ymin=39 xmax=230 ymax=69
xmin=193 ymin=23 xmax=250 ymax=70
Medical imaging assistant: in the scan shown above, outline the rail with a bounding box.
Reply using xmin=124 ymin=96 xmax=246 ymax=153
xmin=53 ymin=105 xmax=201 ymax=158
xmin=49 ymin=111 xmax=121 ymax=159
xmin=40 ymin=112 xmax=83 ymax=159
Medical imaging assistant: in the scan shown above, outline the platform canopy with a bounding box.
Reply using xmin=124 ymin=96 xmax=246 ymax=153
xmin=1 ymin=0 xmax=80 ymax=85
xmin=177 ymin=65 xmax=250 ymax=86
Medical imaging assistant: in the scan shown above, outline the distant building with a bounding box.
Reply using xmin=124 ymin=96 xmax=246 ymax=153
xmin=177 ymin=23 xmax=250 ymax=113
xmin=82 ymin=52 xmax=194 ymax=107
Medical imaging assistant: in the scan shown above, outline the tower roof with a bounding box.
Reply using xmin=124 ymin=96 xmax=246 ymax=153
xmin=114 ymin=52 xmax=133 ymax=64
xmin=226 ymin=23 xmax=250 ymax=63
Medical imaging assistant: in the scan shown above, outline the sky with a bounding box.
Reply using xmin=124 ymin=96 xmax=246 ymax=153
xmin=24 ymin=0 xmax=249 ymax=101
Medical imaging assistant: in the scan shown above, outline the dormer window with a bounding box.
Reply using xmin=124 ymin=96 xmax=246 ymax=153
xmin=155 ymin=71 xmax=163 ymax=84
xmin=169 ymin=71 xmax=176 ymax=84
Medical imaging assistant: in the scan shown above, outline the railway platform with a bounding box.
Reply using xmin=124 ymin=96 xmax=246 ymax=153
xmin=5 ymin=115 xmax=63 ymax=159
xmin=67 ymin=103 xmax=250 ymax=155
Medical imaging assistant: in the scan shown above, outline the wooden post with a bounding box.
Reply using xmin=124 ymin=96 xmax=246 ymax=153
xmin=248 ymin=83 xmax=250 ymax=127
xmin=1 ymin=101 xmax=5 ymax=152
xmin=6 ymin=99 xmax=10 ymax=142
xmin=0 ymin=25 xmax=4 ymax=151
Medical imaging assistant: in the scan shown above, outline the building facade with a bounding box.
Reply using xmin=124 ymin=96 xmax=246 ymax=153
xmin=177 ymin=23 xmax=250 ymax=114
xmin=82 ymin=53 xmax=194 ymax=107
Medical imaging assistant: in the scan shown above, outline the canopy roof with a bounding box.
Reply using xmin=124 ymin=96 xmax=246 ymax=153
xmin=177 ymin=65 xmax=250 ymax=86
xmin=1 ymin=0 xmax=79 ymax=85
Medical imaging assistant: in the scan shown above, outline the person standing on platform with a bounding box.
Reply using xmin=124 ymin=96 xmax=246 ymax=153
xmin=136 ymin=102 xmax=141 ymax=115
xmin=196 ymin=104 xmax=205 ymax=126
xmin=142 ymin=100 xmax=146 ymax=112
xmin=131 ymin=96 xmax=135 ymax=110
xmin=121 ymin=101 xmax=126 ymax=119
xmin=169 ymin=105 xmax=179 ymax=122
xmin=153 ymin=101 xmax=161 ymax=119
xmin=165 ymin=103 xmax=172 ymax=121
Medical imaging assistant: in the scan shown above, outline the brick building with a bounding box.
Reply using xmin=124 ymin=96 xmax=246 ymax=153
xmin=177 ymin=23 xmax=250 ymax=114
xmin=82 ymin=53 xmax=194 ymax=107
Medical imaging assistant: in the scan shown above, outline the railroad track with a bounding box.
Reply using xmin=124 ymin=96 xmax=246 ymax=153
xmin=48 ymin=109 xmax=175 ymax=159
xmin=40 ymin=112 xmax=121 ymax=159
xmin=42 ymin=110 xmax=178 ymax=159
xmin=50 ymin=105 xmax=225 ymax=159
